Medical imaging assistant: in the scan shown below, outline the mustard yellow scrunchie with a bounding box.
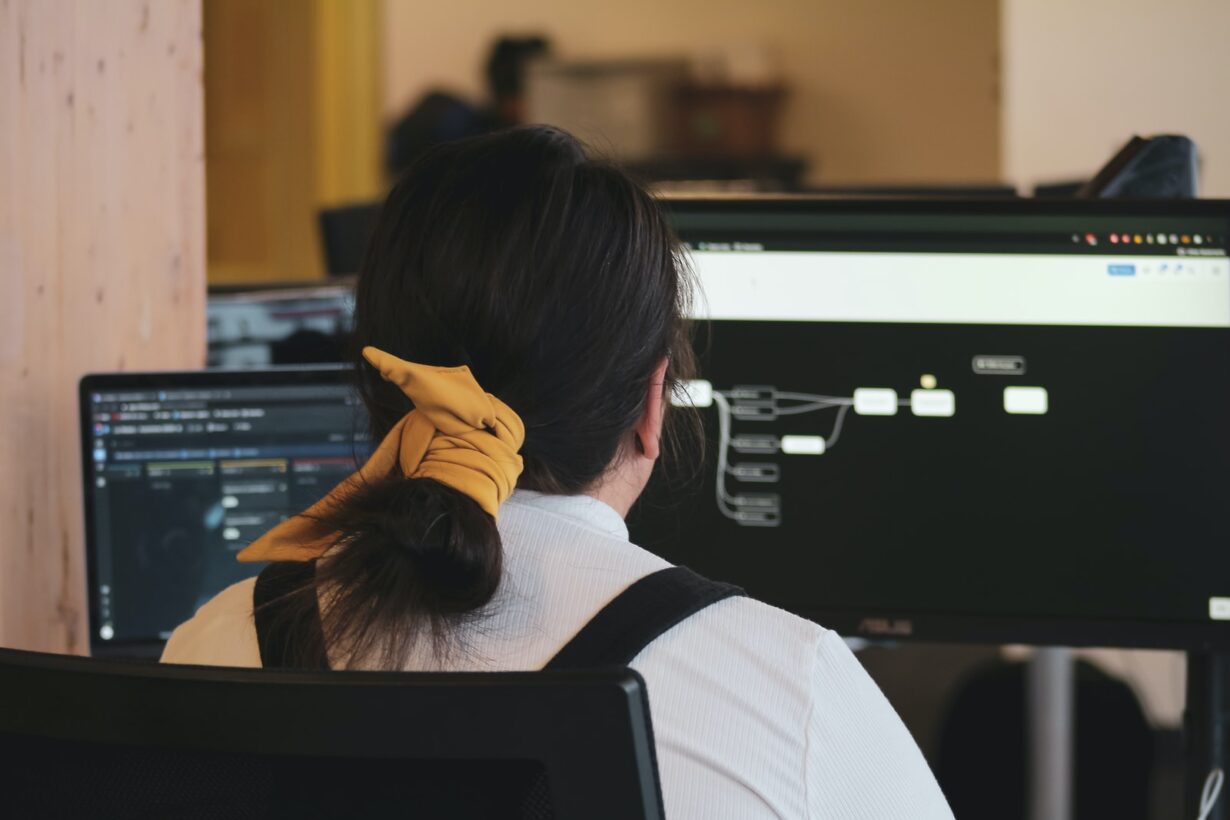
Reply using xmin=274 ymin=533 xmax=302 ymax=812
xmin=236 ymin=347 xmax=525 ymax=563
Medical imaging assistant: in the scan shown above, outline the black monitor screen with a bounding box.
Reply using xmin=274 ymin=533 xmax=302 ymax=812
xmin=81 ymin=369 xmax=370 ymax=652
xmin=630 ymin=199 xmax=1230 ymax=649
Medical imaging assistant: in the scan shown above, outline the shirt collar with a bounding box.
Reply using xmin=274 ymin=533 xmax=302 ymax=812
xmin=503 ymin=489 xmax=629 ymax=541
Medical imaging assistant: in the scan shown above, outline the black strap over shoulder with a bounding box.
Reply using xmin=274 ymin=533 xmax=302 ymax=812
xmin=253 ymin=562 xmax=743 ymax=673
xmin=544 ymin=566 xmax=745 ymax=671
xmin=253 ymin=561 xmax=329 ymax=670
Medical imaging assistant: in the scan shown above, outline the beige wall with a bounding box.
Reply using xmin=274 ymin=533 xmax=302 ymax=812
xmin=0 ymin=0 xmax=206 ymax=653
xmin=1000 ymin=0 xmax=1230 ymax=724
xmin=1002 ymin=0 xmax=1230 ymax=196
xmin=382 ymin=0 xmax=1002 ymax=184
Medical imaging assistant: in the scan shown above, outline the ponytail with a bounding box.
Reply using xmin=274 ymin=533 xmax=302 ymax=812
xmin=241 ymin=348 xmax=523 ymax=669
xmin=308 ymin=476 xmax=502 ymax=668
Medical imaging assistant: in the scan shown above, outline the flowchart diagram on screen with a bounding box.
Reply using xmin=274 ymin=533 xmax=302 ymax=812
xmin=673 ymin=373 xmax=1049 ymax=528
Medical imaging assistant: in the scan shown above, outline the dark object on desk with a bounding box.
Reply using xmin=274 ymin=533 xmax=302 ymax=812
xmin=207 ymin=284 xmax=353 ymax=368
xmin=805 ymin=183 xmax=1018 ymax=198
xmin=1079 ymin=135 xmax=1199 ymax=199
xmin=0 ymin=647 xmax=663 ymax=820
xmin=934 ymin=659 xmax=1153 ymax=820
xmin=626 ymin=155 xmax=807 ymax=192
xmin=269 ymin=328 xmax=347 ymax=365
xmin=672 ymin=84 xmax=787 ymax=160
xmin=318 ymin=201 xmax=380 ymax=277
xmin=1032 ymin=179 xmax=1087 ymax=198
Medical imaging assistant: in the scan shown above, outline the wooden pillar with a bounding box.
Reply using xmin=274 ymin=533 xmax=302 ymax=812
xmin=0 ymin=0 xmax=205 ymax=654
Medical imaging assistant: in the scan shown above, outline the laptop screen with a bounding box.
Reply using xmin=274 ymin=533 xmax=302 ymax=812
xmin=81 ymin=368 xmax=369 ymax=653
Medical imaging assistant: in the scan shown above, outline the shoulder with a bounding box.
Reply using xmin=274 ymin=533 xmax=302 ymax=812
xmin=160 ymin=576 xmax=262 ymax=668
xmin=634 ymin=594 xmax=828 ymax=724
xmin=802 ymin=626 xmax=954 ymax=817
xmin=628 ymin=595 xmax=824 ymax=815
xmin=635 ymin=596 xmax=953 ymax=818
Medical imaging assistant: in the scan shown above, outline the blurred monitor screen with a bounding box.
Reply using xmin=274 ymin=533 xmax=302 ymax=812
xmin=207 ymin=284 xmax=354 ymax=369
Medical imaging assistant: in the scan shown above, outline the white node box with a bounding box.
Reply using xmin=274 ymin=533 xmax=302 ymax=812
xmin=780 ymin=435 xmax=826 ymax=455
xmin=1004 ymin=386 xmax=1049 ymax=415
xmin=673 ymin=379 xmax=713 ymax=408
xmin=853 ymin=387 xmax=898 ymax=416
xmin=911 ymin=388 xmax=955 ymax=417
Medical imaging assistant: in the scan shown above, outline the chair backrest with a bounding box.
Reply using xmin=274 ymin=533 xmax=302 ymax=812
xmin=318 ymin=201 xmax=380 ymax=277
xmin=0 ymin=647 xmax=663 ymax=820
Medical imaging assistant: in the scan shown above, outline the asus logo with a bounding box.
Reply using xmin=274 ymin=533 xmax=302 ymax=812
xmin=857 ymin=617 xmax=914 ymax=637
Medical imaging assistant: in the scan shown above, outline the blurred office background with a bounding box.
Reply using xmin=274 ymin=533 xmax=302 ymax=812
xmin=3 ymin=2 xmax=1228 ymax=817
xmin=203 ymin=0 xmax=1230 ymax=284
xmin=196 ymin=5 xmax=1230 ymax=816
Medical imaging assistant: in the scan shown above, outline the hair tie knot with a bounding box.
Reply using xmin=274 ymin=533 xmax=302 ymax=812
xmin=236 ymin=347 xmax=524 ymax=563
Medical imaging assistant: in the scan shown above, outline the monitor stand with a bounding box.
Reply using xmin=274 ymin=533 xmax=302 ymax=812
xmin=1186 ymin=651 xmax=1230 ymax=819
xmin=1027 ymin=648 xmax=1075 ymax=820
xmin=1027 ymin=647 xmax=1230 ymax=818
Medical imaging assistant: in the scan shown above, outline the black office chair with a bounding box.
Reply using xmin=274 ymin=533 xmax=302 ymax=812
xmin=0 ymin=647 xmax=663 ymax=820
xmin=318 ymin=202 xmax=381 ymax=277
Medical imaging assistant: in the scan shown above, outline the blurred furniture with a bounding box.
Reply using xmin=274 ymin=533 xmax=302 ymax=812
xmin=0 ymin=647 xmax=664 ymax=819
xmin=935 ymin=659 xmax=1153 ymax=820
xmin=319 ymin=202 xmax=381 ymax=277
xmin=1032 ymin=180 xmax=1086 ymax=198
xmin=671 ymin=84 xmax=786 ymax=160
xmin=805 ymin=183 xmax=1017 ymax=198
xmin=801 ymin=184 xmax=1013 ymax=199
xmin=526 ymin=59 xmax=687 ymax=162
xmin=1079 ymin=135 xmax=1200 ymax=199
xmin=628 ymin=156 xmax=808 ymax=193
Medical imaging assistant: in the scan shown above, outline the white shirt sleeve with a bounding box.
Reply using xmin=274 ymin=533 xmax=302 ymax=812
xmin=805 ymin=631 xmax=954 ymax=819
xmin=160 ymin=578 xmax=262 ymax=668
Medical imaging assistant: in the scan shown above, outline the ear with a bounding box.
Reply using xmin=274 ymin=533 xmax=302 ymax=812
xmin=634 ymin=358 xmax=670 ymax=462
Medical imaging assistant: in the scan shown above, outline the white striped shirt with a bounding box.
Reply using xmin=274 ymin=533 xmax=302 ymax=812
xmin=163 ymin=490 xmax=953 ymax=819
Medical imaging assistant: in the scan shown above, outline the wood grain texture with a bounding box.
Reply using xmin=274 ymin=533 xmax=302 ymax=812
xmin=0 ymin=0 xmax=205 ymax=654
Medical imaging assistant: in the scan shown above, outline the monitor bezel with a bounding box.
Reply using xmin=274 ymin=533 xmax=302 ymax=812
xmin=661 ymin=195 xmax=1230 ymax=651
xmin=660 ymin=194 xmax=1230 ymax=239
xmin=79 ymin=365 xmax=353 ymax=658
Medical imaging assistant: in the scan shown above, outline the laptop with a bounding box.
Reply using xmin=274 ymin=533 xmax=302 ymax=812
xmin=79 ymin=366 xmax=371 ymax=658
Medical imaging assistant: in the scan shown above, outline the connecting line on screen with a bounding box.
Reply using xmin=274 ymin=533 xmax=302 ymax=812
xmin=711 ymin=392 xmax=740 ymax=517
xmin=694 ymin=379 xmax=961 ymax=527
xmin=711 ymin=388 xmax=860 ymax=526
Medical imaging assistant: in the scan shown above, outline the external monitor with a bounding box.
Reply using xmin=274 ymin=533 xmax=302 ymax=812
xmin=80 ymin=367 xmax=370 ymax=657
xmin=629 ymin=197 xmax=1230 ymax=650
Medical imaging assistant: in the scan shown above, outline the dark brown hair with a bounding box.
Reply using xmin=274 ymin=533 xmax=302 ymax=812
xmin=272 ymin=126 xmax=700 ymax=668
